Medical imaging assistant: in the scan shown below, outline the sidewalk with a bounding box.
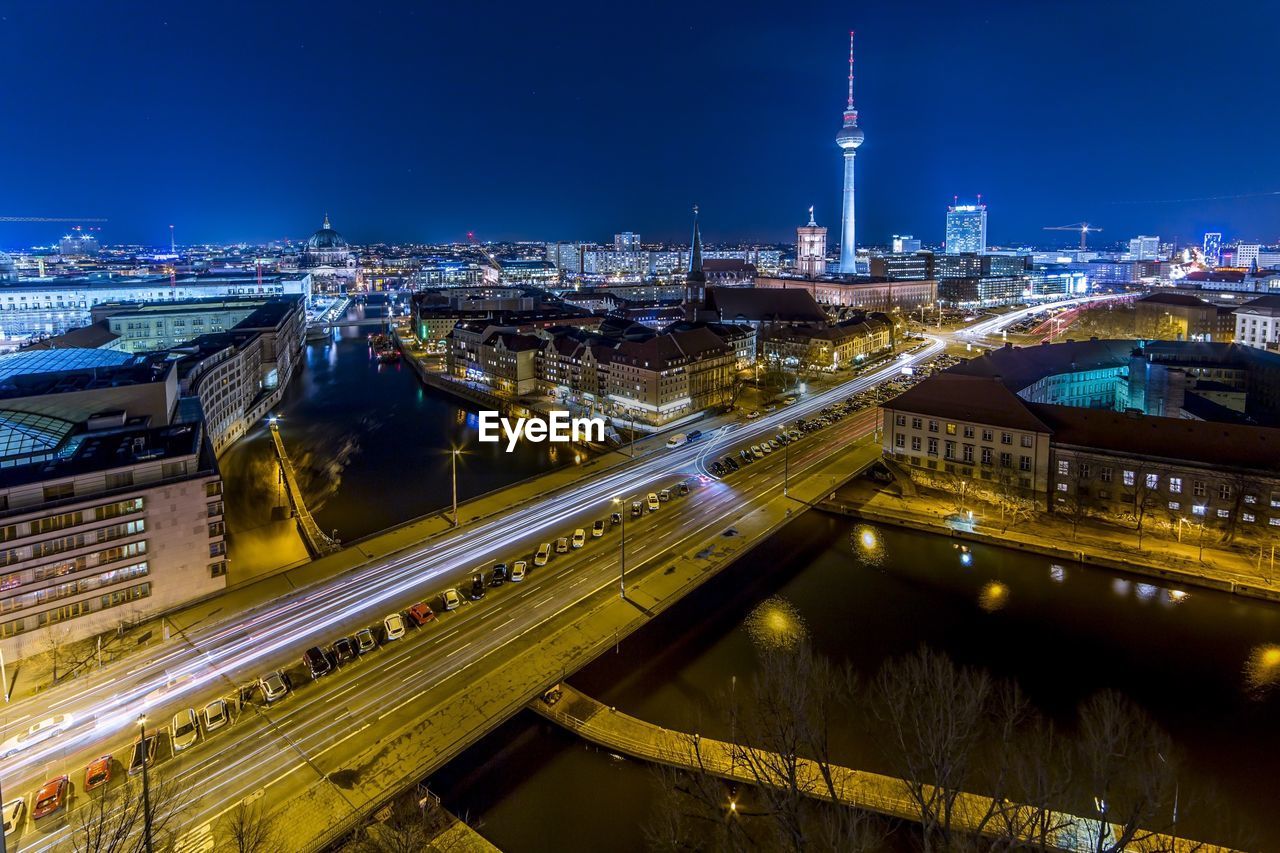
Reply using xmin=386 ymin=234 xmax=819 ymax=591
xmin=826 ymin=478 xmax=1280 ymax=603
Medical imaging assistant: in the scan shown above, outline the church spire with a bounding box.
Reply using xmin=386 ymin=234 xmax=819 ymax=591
xmin=687 ymin=204 xmax=704 ymax=278
xmin=684 ymin=205 xmax=706 ymax=322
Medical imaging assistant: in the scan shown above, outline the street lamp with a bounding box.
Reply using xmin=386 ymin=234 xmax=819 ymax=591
xmin=783 ymin=438 xmax=789 ymax=497
xmin=612 ymin=495 xmax=634 ymax=599
xmin=137 ymin=714 xmax=154 ymax=853
xmin=450 ymin=448 xmax=461 ymax=527
xmin=1158 ymin=752 xmax=1179 ymax=845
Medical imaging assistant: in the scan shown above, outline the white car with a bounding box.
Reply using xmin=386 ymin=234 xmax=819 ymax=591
xmin=259 ymin=670 xmax=289 ymax=703
xmin=1 ymin=714 xmax=73 ymax=759
xmin=534 ymin=543 xmax=551 ymax=566
xmin=383 ymin=612 xmax=406 ymax=641
xmin=646 ymin=493 xmax=660 ymax=511
xmin=592 ymin=519 xmax=605 ymax=538
xmin=3 ymin=798 xmax=24 ymax=837
xmin=171 ymin=709 xmax=199 ymax=752
xmin=510 ymin=560 xmax=527 ymax=582
xmin=202 ymin=699 xmax=229 ymax=732
xmin=572 ymin=529 xmax=586 ymax=548
xmin=440 ymin=588 xmax=461 ymax=611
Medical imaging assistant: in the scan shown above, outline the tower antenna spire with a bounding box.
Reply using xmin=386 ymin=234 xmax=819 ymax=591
xmin=847 ymin=30 xmax=855 ymax=110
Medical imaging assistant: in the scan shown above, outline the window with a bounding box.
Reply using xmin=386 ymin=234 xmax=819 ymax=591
xmin=1057 ymin=483 xmax=1068 ymax=492
xmin=105 ymin=472 xmax=133 ymax=490
xmin=209 ymin=561 xmax=227 ymax=578
xmin=911 ymin=417 xmax=922 ymax=430
xmin=1217 ymin=509 xmax=1230 ymax=518
xmin=1020 ymin=455 xmax=1031 ymax=471
xmin=982 ymin=430 xmax=993 ymax=442
xmin=1080 ymin=463 xmax=1091 ymax=479
xmin=1057 ymin=460 xmax=1069 ymax=475
xmin=927 ymin=438 xmax=938 ymax=456
xmin=999 ymin=452 xmax=1012 ymax=468
xmin=1244 ymin=512 xmax=1255 ymax=522
xmin=1192 ymin=505 xmax=1206 ymax=516
xmin=1021 ymin=435 xmax=1033 ymax=447
xmin=928 ymin=420 xmax=938 ymax=433
xmin=1146 ymin=473 xmax=1159 ymax=489
xmin=1169 ymin=477 xmax=1182 ymax=494
xmin=1001 ymin=433 xmax=1012 ymax=445
xmin=1123 ymin=470 xmax=1135 ymax=487
xmin=42 ymin=483 xmax=74 ymax=502
xmin=946 ymin=423 xmax=956 ymax=435
xmin=981 ymin=447 xmax=992 ymax=465
xmin=895 ymin=414 xmax=905 ymax=426
xmin=895 ymin=433 xmax=905 ymax=448
xmin=1100 ymin=467 xmax=1113 ymax=483
xmin=162 ymin=461 xmax=187 ymax=479
xmin=208 ymin=521 xmax=225 ymax=537
xmin=963 ymin=426 xmax=974 ymax=438
xmin=1245 ymin=494 xmax=1257 ymax=505
xmin=1272 ymin=518 xmax=1280 ymax=527
xmin=963 ymin=444 xmax=974 ymax=463
xmin=209 ymin=541 xmax=226 ymax=558
xmin=1219 ymin=484 xmax=1232 ymax=501
xmin=911 ymin=436 xmax=921 ymax=451
xmin=1194 ymin=481 xmax=1206 ymax=497
xmin=944 ymin=441 xmax=955 ymax=460
xmin=1169 ymin=501 xmax=1180 ymax=510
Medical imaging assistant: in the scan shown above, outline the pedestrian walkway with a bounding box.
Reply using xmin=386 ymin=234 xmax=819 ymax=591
xmin=532 ymin=684 xmax=1230 ymax=853
xmin=269 ymin=422 xmax=340 ymax=557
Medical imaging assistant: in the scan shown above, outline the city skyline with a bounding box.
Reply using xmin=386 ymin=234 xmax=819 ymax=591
xmin=2 ymin=0 xmax=1278 ymax=248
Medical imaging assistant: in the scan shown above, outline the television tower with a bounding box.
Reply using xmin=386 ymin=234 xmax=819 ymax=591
xmin=835 ymin=31 xmax=864 ymax=274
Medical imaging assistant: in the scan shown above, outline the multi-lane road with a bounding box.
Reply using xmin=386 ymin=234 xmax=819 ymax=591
xmin=0 ymin=292 xmax=1115 ymax=849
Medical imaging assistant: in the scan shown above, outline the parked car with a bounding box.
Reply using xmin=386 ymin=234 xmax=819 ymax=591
xmin=751 ymin=445 xmax=764 ymax=459
xmin=746 ymin=410 xmax=760 ymax=419
xmin=739 ymin=450 xmax=753 ymax=464
xmin=332 ymin=636 xmax=358 ymax=664
xmin=677 ymin=482 xmax=690 ymax=495
xmin=631 ymin=501 xmax=643 ymax=518
xmin=490 ymin=564 xmax=508 ymax=585
xmin=592 ymin=519 xmax=605 ymax=537
xmin=468 ymin=573 xmax=488 ymax=600
xmin=407 ymin=602 xmax=435 ymax=627
xmin=383 ymin=613 xmax=407 ymax=641
xmin=440 ymin=588 xmax=461 ymax=611
xmin=610 ymin=512 xmax=622 ymax=526
xmin=31 ymin=776 xmax=68 ymax=820
xmin=3 ymin=797 xmax=25 ymax=837
xmin=304 ymin=646 xmax=333 ymax=678
xmin=646 ymin=493 xmax=660 ymax=511
xmin=171 ymin=709 xmax=199 ymax=752
xmin=128 ymin=735 xmax=157 ymax=776
xmin=687 ymin=429 xmax=703 ymax=441
xmin=202 ymin=699 xmax=229 ymax=732
xmin=354 ymin=628 xmax=377 ymax=654
xmin=658 ymin=488 xmax=671 ymax=501
xmin=260 ymin=670 xmax=290 ymax=703
xmin=510 ymin=560 xmax=527 ymax=582
xmin=1 ymin=714 xmax=74 ymax=759
xmin=84 ymin=755 xmax=112 ymax=791
xmin=572 ymin=529 xmax=586 ymax=548
xmin=710 ymin=461 xmax=725 ymax=476
xmin=534 ymin=543 xmax=551 ymax=566
xmin=555 ymin=537 xmax=570 ymax=553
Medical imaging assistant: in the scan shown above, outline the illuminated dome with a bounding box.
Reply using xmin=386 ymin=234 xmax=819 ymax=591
xmin=307 ymin=214 xmax=348 ymax=250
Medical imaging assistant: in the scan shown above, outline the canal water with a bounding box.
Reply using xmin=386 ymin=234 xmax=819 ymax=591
xmin=429 ymin=513 xmax=1280 ymax=850
xmin=218 ymin=296 xmax=575 ymax=579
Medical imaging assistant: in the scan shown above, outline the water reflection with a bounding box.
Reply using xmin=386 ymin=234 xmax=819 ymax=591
xmin=978 ymin=580 xmax=1009 ymax=612
xmin=1245 ymin=644 xmax=1280 ymax=693
xmin=744 ymin=596 xmax=807 ymax=651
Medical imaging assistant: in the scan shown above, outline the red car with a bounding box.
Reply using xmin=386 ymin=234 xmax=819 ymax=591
xmin=32 ymin=776 xmax=68 ymax=820
xmin=406 ymin=602 xmax=435 ymax=627
xmin=84 ymin=755 xmax=111 ymax=791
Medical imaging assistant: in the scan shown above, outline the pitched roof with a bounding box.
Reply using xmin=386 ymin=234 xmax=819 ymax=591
xmin=886 ymin=374 xmax=1052 ymax=433
xmin=1026 ymin=404 xmax=1280 ymax=473
xmin=703 ymin=286 xmax=826 ymax=324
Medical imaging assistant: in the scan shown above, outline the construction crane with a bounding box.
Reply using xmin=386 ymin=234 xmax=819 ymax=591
xmin=0 ymin=216 xmax=108 ymax=223
xmin=1044 ymin=222 xmax=1102 ymax=249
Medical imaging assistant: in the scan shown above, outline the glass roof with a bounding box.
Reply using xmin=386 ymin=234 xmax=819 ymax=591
xmin=0 ymin=348 xmax=134 ymax=383
xmin=0 ymin=409 xmax=74 ymax=465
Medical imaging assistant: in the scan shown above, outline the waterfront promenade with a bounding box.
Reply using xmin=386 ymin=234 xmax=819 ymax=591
xmin=531 ymin=684 xmax=1228 ymax=853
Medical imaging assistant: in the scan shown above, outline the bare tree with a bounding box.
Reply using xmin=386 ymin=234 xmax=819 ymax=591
xmin=42 ymin=622 xmax=71 ymax=684
xmin=1220 ymin=470 xmax=1263 ymax=546
xmin=353 ymin=792 xmax=476 ymax=853
xmin=873 ymin=646 xmax=994 ymax=851
xmin=70 ymin=772 xmax=190 ymax=853
xmin=1075 ymin=690 xmax=1177 ymax=853
xmin=1131 ymin=466 xmax=1161 ymax=549
xmin=216 ymin=797 xmax=279 ymax=853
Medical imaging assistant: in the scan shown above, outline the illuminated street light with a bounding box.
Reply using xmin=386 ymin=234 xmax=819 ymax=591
xmin=137 ymin=714 xmax=154 ymax=853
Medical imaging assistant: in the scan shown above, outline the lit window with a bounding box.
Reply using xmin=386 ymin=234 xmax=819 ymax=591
xmin=1169 ymin=477 xmax=1182 ymax=494
xmin=1123 ymin=471 xmax=1135 ymax=487
xmin=1168 ymin=501 xmax=1180 ymax=510
xmin=1192 ymin=505 xmax=1206 ymax=516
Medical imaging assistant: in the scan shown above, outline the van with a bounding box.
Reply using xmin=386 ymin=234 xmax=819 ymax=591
xmin=665 ymin=433 xmax=688 ymax=449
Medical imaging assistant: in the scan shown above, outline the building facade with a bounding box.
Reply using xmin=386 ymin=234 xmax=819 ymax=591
xmin=796 ymin=208 xmax=828 ymax=279
xmin=944 ymin=203 xmax=987 ymax=254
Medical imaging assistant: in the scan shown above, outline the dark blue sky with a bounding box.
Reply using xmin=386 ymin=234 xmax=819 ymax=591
xmin=1 ymin=1 xmax=1277 ymax=249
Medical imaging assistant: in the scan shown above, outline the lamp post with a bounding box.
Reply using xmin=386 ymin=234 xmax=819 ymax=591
xmin=783 ymin=439 xmax=789 ymax=497
xmin=137 ymin=714 xmax=154 ymax=853
xmin=451 ymin=448 xmax=460 ymax=527
xmin=1158 ymin=752 xmax=1179 ymax=845
xmin=612 ymin=496 xmax=633 ymax=599
xmin=1176 ymin=516 xmax=1186 ymax=543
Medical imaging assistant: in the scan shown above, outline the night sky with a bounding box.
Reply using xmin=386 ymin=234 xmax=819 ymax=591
xmin=1 ymin=1 xmax=1277 ymax=249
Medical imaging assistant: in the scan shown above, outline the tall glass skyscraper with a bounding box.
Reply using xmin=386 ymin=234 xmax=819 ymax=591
xmin=1203 ymin=232 xmax=1223 ymax=267
xmin=945 ymin=203 xmax=987 ymax=254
